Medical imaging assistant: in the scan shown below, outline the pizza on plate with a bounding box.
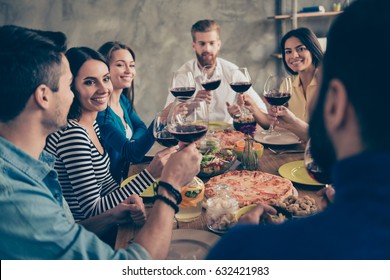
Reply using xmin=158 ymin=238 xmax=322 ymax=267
xmin=212 ymin=129 xmax=246 ymax=149
xmin=205 ymin=170 xmax=294 ymax=207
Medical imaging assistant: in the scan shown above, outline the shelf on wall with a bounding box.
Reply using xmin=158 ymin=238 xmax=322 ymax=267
xmin=267 ymin=11 xmax=343 ymax=20
xmin=271 ymin=53 xmax=283 ymax=59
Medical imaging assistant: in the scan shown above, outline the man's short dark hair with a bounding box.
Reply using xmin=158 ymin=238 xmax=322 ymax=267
xmin=0 ymin=25 xmax=67 ymax=122
xmin=191 ymin=20 xmax=220 ymax=42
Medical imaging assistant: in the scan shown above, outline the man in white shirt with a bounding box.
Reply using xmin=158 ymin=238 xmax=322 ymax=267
xmin=165 ymin=19 xmax=267 ymax=124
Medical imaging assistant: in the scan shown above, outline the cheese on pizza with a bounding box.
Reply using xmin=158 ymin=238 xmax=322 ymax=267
xmin=205 ymin=170 xmax=294 ymax=207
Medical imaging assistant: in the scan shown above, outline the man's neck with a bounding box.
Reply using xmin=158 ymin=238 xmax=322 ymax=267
xmin=0 ymin=118 xmax=46 ymax=159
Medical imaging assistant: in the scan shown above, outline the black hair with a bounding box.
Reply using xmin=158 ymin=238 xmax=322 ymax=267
xmin=0 ymin=25 xmax=67 ymax=122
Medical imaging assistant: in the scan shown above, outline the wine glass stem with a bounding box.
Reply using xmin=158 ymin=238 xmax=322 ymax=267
xmin=267 ymin=106 xmax=277 ymax=134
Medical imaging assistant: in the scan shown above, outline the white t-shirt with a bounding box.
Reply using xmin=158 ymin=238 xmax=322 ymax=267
xmin=165 ymin=58 xmax=267 ymax=124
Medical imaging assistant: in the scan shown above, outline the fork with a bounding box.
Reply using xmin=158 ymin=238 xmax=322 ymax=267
xmin=268 ymin=147 xmax=304 ymax=155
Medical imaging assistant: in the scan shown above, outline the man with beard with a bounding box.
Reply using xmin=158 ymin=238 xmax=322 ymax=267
xmin=207 ymin=0 xmax=390 ymax=259
xmin=165 ymin=19 xmax=267 ymax=124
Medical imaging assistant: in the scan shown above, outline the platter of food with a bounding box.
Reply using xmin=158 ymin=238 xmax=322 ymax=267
xmin=204 ymin=170 xmax=295 ymax=208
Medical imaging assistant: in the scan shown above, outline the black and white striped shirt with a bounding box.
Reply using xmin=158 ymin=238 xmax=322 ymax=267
xmin=45 ymin=120 xmax=154 ymax=222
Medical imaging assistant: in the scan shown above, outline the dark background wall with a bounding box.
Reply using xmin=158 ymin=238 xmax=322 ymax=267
xmin=0 ymin=0 xmax=342 ymax=122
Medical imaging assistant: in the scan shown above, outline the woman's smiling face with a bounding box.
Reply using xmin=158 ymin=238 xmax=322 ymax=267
xmin=284 ymin=36 xmax=313 ymax=73
xmin=74 ymin=59 xmax=112 ymax=113
xmin=109 ymin=49 xmax=135 ymax=90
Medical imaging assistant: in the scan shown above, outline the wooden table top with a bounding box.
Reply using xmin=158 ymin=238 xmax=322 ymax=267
xmin=115 ymin=141 xmax=324 ymax=250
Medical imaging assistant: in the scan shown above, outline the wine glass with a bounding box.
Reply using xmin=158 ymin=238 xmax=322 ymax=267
xmin=228 ymin=67 xmax=256 ymax=133
xmin=169 ymin=70 xmax=196 ymax=98
xmin=262 ymin=73 xmax=292 ymax=136
xmin=304 ymin=139 xmax=332 ymax=185
xmin=153 ymin=112 xmax=179 ymax=147
xmin=201 ymin=65 xmax=221 ymax=92
xmin=167 ymin=98 xmax=209 ymax=144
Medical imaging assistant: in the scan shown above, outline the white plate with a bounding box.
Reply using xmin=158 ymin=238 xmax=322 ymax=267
xmin=166 ymin=229 xmax=220 ymax=260
xmin=254 ymin=129 xmax=301 ymax=145
xmin=145 ymin=142 xmax=165 ymax=157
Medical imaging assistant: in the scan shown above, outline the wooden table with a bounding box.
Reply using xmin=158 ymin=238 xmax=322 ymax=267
xmin=115 ymin=142 xmax=324 ymax=250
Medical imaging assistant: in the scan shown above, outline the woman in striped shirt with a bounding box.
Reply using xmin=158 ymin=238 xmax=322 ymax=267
xmin=45 ymin=47 xmax=176 ymax=225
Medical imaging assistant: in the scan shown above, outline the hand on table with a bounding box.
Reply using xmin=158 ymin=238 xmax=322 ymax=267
xmin=109 ymin=194 xmax=146 ymax=226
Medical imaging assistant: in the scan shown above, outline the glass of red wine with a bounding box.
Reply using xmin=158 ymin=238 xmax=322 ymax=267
xmin=262 ymin=74 xmax=292 ymax=136
xmin=167 ymin=98 xmax=209 ymax=144
xmin=304 ymin=139 xmax=332 ymax=185
xmin=228 ymin=67 xmax=256 ymax=133
xmin=169 ymin=70 xmax=196 ymax=98
xmin=201 ymin=65 xmax=221 ymax=92
xmin=153 ymin=112 xmax=179 ymax=147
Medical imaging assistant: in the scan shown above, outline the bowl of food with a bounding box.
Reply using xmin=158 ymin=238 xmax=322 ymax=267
xmin=198 ymin=147 xmax=237 ymax=178
xmin=234 ymin=139 xmax=264 ymax=161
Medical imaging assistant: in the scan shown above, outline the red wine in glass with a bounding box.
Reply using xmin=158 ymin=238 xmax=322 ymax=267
xmin=201 ymin=80 xmax=221 ymax=91
xmin=229 ymin=82 xmax=252 ymax=94
xmin=170 ymin=124 xmax=208 ymax=143
xmin=264 ymin=92 xmax=291 ymax=106
xmin=155 ymin=131 xmax=179 ymax=147
xmin=170 ymin=87 xmax=196 ymax=97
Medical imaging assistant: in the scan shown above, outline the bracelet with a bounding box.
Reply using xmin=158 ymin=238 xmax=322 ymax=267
xmin=155 ymin=194 xmax=179 ymax=214
xmin=157 ymin=181 xmax=182 ymax=204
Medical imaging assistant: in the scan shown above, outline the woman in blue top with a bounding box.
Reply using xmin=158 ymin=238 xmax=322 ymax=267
xmin=97 ymin=41 xmax=167 ymax=183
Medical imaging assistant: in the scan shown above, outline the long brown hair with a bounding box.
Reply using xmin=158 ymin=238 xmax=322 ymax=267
xmin=98 ymin=41 xmax=135 ymax=112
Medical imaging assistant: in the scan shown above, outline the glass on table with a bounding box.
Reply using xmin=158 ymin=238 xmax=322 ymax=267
xmin=175 ymin=177 xmax=205 ymax=222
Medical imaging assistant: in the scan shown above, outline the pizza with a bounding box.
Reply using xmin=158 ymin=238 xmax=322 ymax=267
xmin=212 ymin=129 xmax=246 ymax=149
xmin=205 ymin=170 xmax=294 ymax=207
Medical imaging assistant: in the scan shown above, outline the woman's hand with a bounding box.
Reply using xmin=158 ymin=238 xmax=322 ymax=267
xmin=146 ymin=145 xmax=178 ymax=178
xmin=268 ymin=106 xmax=297 ymax=129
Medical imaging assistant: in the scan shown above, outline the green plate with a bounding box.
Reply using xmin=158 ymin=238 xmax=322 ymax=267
xmin=121 ymin=174 xmax=156 ymax=197
xmin=208 ymin=121 xmax=231 ymax=132
xmin=278 ymin=160 xmax=324 ymax=186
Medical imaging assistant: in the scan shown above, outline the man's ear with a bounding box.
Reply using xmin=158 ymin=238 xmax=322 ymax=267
xmin=192 ymin=41 xmax=196 ymax=51
xmin=33 ymin=84 xmax=51 ymax=110
xmin=324 ymin=79 xmax=348 ymax=132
